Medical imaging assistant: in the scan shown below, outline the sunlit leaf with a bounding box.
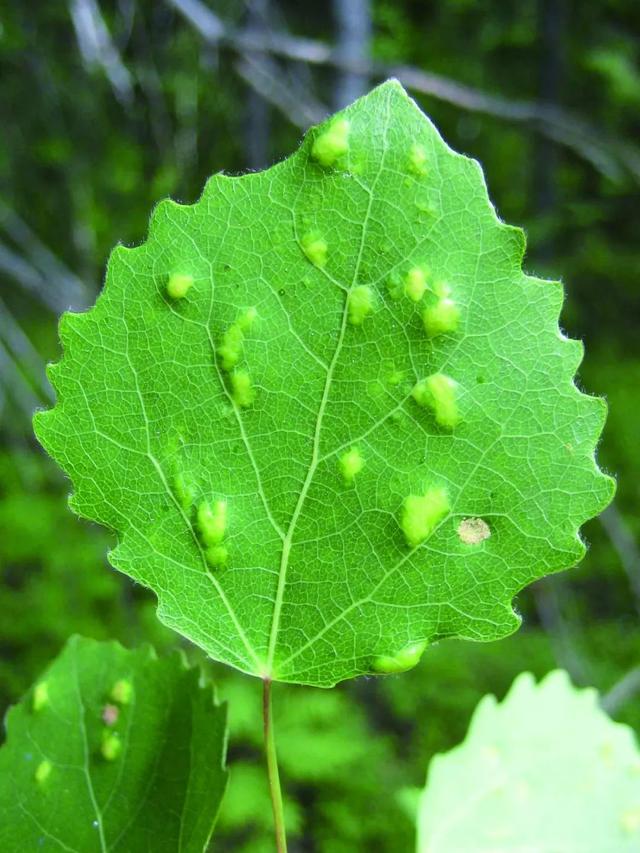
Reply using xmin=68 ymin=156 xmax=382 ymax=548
xmin=417 ymin=670 xmax=640 ymax=852
xmin=35 ymin=81 xmax=612 ymax=687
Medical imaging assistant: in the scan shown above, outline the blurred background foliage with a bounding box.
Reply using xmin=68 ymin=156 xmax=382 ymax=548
xmin=0 ymin=1 xmax=639 ymax=850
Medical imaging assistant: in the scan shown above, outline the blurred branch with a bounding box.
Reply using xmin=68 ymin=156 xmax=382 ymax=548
xmin=69 ymin=0 xmax=134 ymax=105
xmin=0 ymin=338 xmax=43 ymax=420
xmin=0 ymin=205 xmax=89 ymax=312
xmin=235 ymin=53 xmax=326 ymax=130
xmin=600 ymin=504 xmax=640 ymax=613
xmin=0 ymin=297 xmax=53 ymax=403
xmin=533 ymin=577 xmax=591 ymax=684
xmin=601 ymin=666 xmax=640 ymax=716
xmin=167 ymin=0 xmax=640 ymax=183
xmin=242 ymin=0 xmax=273 ymax=169
xmin=332 ymin=0 xmax=371 ymax=109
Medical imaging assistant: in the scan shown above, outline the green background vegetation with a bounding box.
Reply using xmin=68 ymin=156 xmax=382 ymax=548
xmin=1 ymin=1 xmax=638 ymax=849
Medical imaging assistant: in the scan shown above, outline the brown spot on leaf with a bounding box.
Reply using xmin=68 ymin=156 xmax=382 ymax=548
xmin=458 ymin=517 xmax=491 ymax=545
xmin=102 ymin=704 xmax=119 ymax=726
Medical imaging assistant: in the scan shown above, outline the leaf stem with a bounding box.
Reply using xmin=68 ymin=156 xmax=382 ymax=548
xmin=263 ymin=678 xmax=287 ymax=852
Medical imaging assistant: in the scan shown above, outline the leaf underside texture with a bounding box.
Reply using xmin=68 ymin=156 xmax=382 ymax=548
xmin=34 ymin=81 xmax=613 ymax=687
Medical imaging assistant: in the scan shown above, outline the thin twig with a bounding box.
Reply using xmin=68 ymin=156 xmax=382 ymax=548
xmin=600 ymin=504 xmax=640 ymax=614
xmin=533 ymin=577 xmax=591 ymax=684
xmin=0 ymin=297 xmax=54 ymax=402
xmin=601 ymin=666 xmax=640 ymax=716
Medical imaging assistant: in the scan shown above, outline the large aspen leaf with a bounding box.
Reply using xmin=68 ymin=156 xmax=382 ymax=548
xmin=34 ymin=81 xmax=613 ymax=686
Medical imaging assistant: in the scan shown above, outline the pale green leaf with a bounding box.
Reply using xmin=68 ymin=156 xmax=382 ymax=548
xmin=0 ymin=636 xmax=227 ymax=852
xmin=417 ymin=670 xmax=640 ymax=852
xmin=34 ymin=81 xmax=613 ymax=686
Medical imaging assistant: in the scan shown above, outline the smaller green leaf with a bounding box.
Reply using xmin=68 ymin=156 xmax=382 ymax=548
xmin=0 ymin=636 xmax=228 ymax=852
xmin=417 ymin=670 xmax=640 ymax=852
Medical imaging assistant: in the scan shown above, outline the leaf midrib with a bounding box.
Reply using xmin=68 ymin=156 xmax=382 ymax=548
xmin=264 ymin=90 xmax=393 ymax=678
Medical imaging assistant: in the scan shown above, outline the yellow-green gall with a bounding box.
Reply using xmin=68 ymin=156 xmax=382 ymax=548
xmin=218 ymin=308 xmax=257 ymax=372
xmin=174 ymin=472 xmax=195 ymax=511
xmin=110 ymin=679 xmax=133 ymax=705
xmin=205 ymin=545 xmax=228 ymax=569
xmin=33 ymin=681 xmax=49 ymax=712
xmin=423 ymin=297 xmax=460 ymax=337
xmin=372 ymin=640 xmax=428 ymax=674
xmin=35 ymin=759 xmax=52 ymax=784
xmin=348 ymin=285 xmax=374 ymax=326
xmin=386 ymin=273 xmax=403 ymax=300
xmin=404 ymin=266 xmax=428 ymax=302
xmin=231 ymin=369 xmax=255 ymax=407
xmin=339 ymin=447 xmax=364 ymax=484
xmin=621 ymin=808 xmax=640 ymax=835
xmin=237 ymin=306 xmax=257 ymax=331
xmin=401 ymin=487 xmax=450 ymax=547
xmin=311 ymin=118 xmax=350 ymax=167
xmin=408 ymin=142 xmax=428 ymax=176
xmin=166 ymin=273 xmax=193 ymax=300
xmin=412 ymin=373 xmax=459 ymax=429
xmin=101 ymin=731 xmax=122 ymax=762
xmin=197 ymin=499 xmax=227 ymax=547
xmin=301 ymin=232 xmax=328 ymax=268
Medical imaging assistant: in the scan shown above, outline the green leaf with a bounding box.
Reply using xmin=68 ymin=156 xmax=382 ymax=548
xmin=0 ymin=636 xmax=228 ymax=852
xmin=417 ymin=670 xmax=640 ymax=852
xmin=34 ymin=80 xmax=613 ymax=687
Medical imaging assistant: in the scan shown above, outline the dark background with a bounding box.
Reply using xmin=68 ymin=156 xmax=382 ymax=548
xmin=1 ymin=1 xmax=639 ymax=849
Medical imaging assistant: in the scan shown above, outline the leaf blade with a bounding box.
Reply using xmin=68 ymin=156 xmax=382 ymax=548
xmin=35 ymin=81 xmax=613 ymax=686
xmin=0 ymin=637 xmax=228 ymax=852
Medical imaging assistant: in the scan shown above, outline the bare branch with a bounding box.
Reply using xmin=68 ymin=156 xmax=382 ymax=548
xmin=600 ymin=504 xmax=640 ymax=614
xmin=167 ymin=0 xmax=640 ymax=183
xmin=0 ymin=204 xmax=89 ymax=309
xmin=236 ymin=53 xmax=326 ymax=130
xmin=332 ymin=0 xmax=372 ymax=109
xmin=69 ymin=0 xmax=134 ymax=105
xmin=601 ymin=666 xmax=640 ymax=716
xmin=533 ymin=578 xmax=592 ymax=684
xmin=0 ymin=297 xmax=54 ymax=403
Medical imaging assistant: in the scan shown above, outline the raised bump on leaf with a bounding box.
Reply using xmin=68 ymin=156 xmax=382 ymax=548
xmin=404 ymin=266 xmax=428 ymax=302
xmin=230 ymin=369 xmax=254 ymax=407
xmin=372 ymin=640 xmax=427 ymax=674
xmin=205 ymin=545 xmax=228 ymax=568
xmin=412 ymin=373 xmax=460 ymax=429
xmin=101 ymin=731 xmax=122 ymax=761
xmin=301 ymin=232 xmax=328 ymax=268
xmin=166 ymin=273 xmax=193 ymax=300
xmin=197 ymin=500 xmax=227 ymax=547
xmin=339 ymin=447 xmax=364 ymax=484
xmin=348 ymin=285 xmax=374 ymax=325
xmin=32 ymin=682 xmax=48 ymax=712
xmin=408 ymin=142 xmax=428 ymax=176
xmin=110 ymin=679 xmax=132 ymax=705
xmin=218 ymin=308 xmax=257 ymax=372
xmin=423 ymin=296 xmax=460 ymax=337
xmin=35 ymin=760 xmax=52 ymax=784
xmin=621 ymin=809 xmax=640 ymax=835
xmin=311 ymin=118 xmax=350 ymax=167
xmin=401 ymin=487 xmax=450 ymax=547
xmin=174 ymin=471 xmax=195 ymax=511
